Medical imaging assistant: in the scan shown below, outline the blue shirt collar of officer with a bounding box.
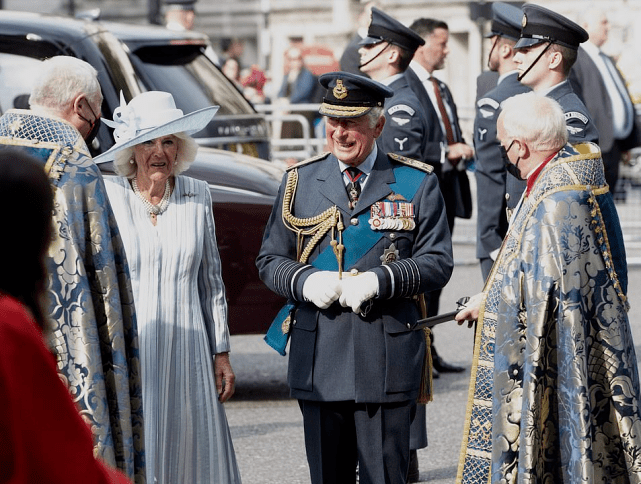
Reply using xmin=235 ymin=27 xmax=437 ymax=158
xmin=339 ymin=143 xmax=378 ymax=182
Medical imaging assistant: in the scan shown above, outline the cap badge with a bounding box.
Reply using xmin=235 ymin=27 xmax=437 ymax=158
xmin=333 ymin=79 xmax=348 ymax=100
xmin=522 ymin=13 xmax=527 ymax=28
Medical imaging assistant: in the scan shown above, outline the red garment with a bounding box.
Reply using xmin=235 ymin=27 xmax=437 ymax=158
xmin=526 ymin=152 xmax=557 ymax=196
xmin=0 ymin=294 xmax=131 ymax=484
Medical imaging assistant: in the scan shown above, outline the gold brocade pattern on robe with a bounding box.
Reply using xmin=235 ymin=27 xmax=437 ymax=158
xmin=0 ymin=110 xmax=145 ymax=483
xmin=458 ymin=143 xmax=641 ymax=484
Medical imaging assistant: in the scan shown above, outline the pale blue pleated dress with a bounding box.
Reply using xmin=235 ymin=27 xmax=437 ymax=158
xmin=105 ymin=175 xmax=241 ymax=484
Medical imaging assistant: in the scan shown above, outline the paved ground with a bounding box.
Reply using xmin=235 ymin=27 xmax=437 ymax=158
xmin=226 ymin=237 xmax=641 ymax=483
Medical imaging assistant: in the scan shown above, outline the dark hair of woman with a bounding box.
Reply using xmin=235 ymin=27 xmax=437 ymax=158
xmin=0 ymin=148 xmax=53 ymax=329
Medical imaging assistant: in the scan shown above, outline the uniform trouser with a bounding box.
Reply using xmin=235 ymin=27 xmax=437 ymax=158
xmin=409 ymin=403 xmax=428 ymax=450
xmin=299 ymin=399 xmax=416 ymax=484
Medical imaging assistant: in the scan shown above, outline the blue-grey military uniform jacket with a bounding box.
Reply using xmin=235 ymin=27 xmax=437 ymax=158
xmin=549 ymin=80 xmax=599 ymax=144
xmin=256 ymin=149 xmax=453 ymax=403
xmin=506 ymin=80 xmax=600 ymax=210
xmin=474 ymin=72 xmax=531 ymax=260
xmin=377 ymin=74 xmax=430 ymax=166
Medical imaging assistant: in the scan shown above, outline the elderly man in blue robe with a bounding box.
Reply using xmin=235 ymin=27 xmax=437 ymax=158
xmin=456 ymin=91 xmax=641 ymax=484
xmin=0 ymin=56 xmax=144 ymax=482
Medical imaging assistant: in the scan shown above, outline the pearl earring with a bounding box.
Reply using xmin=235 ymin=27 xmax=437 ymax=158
xmin=129 ymin=157 xmax=134 ymax=165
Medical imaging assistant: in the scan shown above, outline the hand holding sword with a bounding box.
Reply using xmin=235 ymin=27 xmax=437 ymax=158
xmin=413 ymin=292 xmax=485 ymax=330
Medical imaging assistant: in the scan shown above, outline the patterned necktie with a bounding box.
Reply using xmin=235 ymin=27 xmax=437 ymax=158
xmin=345 ymin=167 xmax=364 ymax=210
xmin=431 ymin=77 xmax=455 ymax=145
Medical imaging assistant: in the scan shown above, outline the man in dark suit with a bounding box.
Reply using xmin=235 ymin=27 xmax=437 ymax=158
xmin=510 ymin=3 xmax=599 ymax=213
xmin=570 ymin=7 xmax=640 ymax=198
xmin=256 ymin=71 xmax=453 ymax=484
xmin=474 ymin=2 xmax=531 ymax=281
xmin=406 ymin=18 xmax=475 ymax=233
xmin=405 ymin=16 xmax=472 ymax=369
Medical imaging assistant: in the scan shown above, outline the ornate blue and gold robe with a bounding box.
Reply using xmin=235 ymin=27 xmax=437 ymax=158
xmin=0 ymin=110 xmax=145 ymax=482
xmin=458 ymin=143 xmax=641 ymax=483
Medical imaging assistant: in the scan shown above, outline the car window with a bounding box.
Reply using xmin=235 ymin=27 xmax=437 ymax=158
xmin=128 ymin=45 xmax=251 ymax=116
xmin=92 ymin=30 xmax=143 ymax=103
xmin=0 ymin=53 xmax=42 ymax=113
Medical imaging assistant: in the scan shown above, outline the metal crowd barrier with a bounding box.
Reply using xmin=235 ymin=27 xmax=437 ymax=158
xmin=255 ymin=103 xmax=325 ymax=162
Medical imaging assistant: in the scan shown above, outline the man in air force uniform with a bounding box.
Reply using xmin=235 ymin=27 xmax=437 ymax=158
xmin=474 ymin=2 xmax=531 ymax=281
xmin=257 ymin=72 xmax=453 ymax=484
xmin=358 ymin=7 xmax=431 ymax=165
xmin=510 ymin=3 xmax=599 ymax=213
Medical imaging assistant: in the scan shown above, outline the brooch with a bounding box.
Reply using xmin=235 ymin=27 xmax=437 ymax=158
xmin=380 ymin=243 xmax=400 ymax=264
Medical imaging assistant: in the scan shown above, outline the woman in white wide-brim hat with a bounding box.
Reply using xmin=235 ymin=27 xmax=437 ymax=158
xmin=98 ymin=91 xmax=242 ymax=483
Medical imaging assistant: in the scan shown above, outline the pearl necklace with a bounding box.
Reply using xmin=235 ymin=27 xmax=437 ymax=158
xmin=132 ymin=178 xmax=171 ymax=216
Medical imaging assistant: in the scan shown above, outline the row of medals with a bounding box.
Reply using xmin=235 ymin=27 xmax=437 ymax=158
xmin=368 ymin=200 xmax=416 ymax=231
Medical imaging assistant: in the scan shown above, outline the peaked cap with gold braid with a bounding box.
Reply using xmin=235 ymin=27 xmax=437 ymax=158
xmin=319 ymin=71 xmax=393 ymax=118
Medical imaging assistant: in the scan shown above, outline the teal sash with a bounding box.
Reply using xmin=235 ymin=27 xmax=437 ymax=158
xmin=264 ymin=164 xmax=426 ymax=355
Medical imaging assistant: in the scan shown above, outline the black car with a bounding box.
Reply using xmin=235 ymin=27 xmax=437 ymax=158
xmin=0 ymin=11 xmax=285 ymax=334
xmin=103 ymin=20 xmax=271 ymax=160
xmin=0 ymin=11 xmax=271 ymax=159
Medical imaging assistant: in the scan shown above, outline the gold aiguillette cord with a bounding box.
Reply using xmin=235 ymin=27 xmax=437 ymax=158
xmin=282 ymin=168 xmax=345 ymax=275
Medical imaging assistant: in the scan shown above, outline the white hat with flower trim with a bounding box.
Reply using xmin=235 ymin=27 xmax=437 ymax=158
xmin=94 ymin=91 xmax=218 ymax=163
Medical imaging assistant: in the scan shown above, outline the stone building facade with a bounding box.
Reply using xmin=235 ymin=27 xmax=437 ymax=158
xmin=3 ymin=0 xmax=641 ymax=120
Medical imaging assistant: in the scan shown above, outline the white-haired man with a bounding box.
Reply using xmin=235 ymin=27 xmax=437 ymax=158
xmin=456 ymin=92 xmax=641 ymax=484
xmin=0 ymin=56 xmax=144 ymax=481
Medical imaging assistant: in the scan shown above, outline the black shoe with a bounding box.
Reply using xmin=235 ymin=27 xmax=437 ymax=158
xmin=407 ymin=450 xmax=419 ymax=482
xmin=432 ymin=355 xmax=465 ymax=373
xmin=432 ymin=367 xmax=440 ymax=379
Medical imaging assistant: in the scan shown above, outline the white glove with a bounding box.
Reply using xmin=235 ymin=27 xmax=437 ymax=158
xmin=302 ymin=271 xmax=342 ymax=309
xmin=339 ymin=271 xmax=379 ymax=314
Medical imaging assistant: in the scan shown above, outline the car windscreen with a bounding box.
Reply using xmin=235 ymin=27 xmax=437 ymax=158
xmin=0 ymin=53 xmax=43 ymax=113
xmin=127 ymin=44 xmax=252 ymax=116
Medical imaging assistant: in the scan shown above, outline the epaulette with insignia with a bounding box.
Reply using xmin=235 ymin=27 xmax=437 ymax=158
xmin=387 ymin=153 xmax=433 ymax=173
xmin=286 ymin=152 xmax=331 ymax=171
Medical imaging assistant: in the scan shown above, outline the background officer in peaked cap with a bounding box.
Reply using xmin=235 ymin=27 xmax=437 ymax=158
xmin=164 ymin=0 xmax=196 ymax=31
xmin=513 ymin=3 xmax=599 ymax=145
xmin=474 ymin=2 xmax=532 ymax=282
xmin=358 ymin=7 xmax=432 ymax=165
xmin=509 ymin=3 xmax=599 ymax=213
xmin=257 ymin=71 xmax=453 ymax=484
